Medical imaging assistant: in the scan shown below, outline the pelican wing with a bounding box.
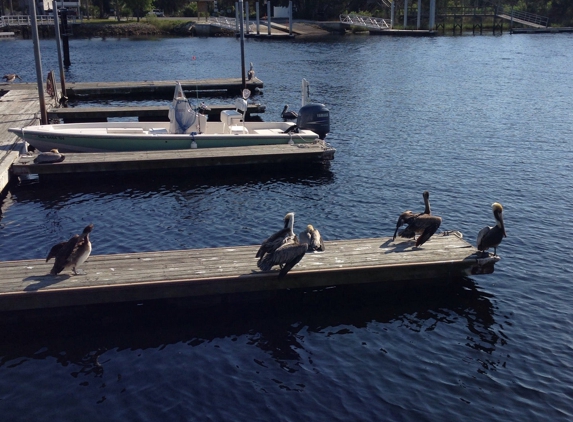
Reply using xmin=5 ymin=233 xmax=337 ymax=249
xmin=256 ymin=227 xmax=290 ymax=258
xmin=51 ymin=235 xmax=80 ymax=275
xmin=258 ymin=242 xmax=306 ymax=273
xmin=46 ymin=241 xmax=67 ymax=262
xmin=414 ymin=216 xmax=442 ymax=247
xmin=476 ymin=226 xmax=491 ymax=250
xmin=278 ymin=244 xmax=308 ymax=279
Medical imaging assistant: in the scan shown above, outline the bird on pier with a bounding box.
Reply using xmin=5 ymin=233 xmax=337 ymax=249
xmin=247 ymin=62 xmax=255 ymax=80
xmin=34 ymin=149 xmax=65 ymax=164
xmin=258 ymin=234 xmax=309 ymax=279
xmin=477 ymin=202 xmax=506 ymax=256
xmin=256 ymin=212 xmax=297 ymax=266
xmin=49 ymin=224 xmax=94 ymax=276
xmin=299 ymin=224 xmax=325 ymax=252
xmin=2 ymin=74 xmax=22 ymax=83
xmin=281 ymin=105 xmax=298 ymax=120
xmin=393 ymin=190 xmax=442 ymax=247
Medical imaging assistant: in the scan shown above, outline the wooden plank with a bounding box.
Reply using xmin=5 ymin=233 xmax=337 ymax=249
xmin=11 ymin=143 xmax=336 ymax=176
xmin=0 ymin=235 xmax=500 ymax=311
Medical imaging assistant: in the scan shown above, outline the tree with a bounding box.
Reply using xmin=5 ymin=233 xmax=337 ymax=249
xmin=124 ymin=0 xmax=152 ymax=21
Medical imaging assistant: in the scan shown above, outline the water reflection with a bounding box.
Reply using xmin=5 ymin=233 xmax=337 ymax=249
xmin=0 ymin=277 xmax=498 ymax=377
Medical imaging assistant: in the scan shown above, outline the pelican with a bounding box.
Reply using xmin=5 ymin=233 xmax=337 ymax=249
xmin=258 ymin=235 xmax=309 ymax=279
xmin=256 ymin=212 xmax=297 ymax=266
xmin=393 ymin=190 xmax=432 ymax=239
xmin=281 ymin=105 xmax=298 ymax=120
xmin=247 ymin=62 xmax=255 ymax=80
xmin=477 ymin=202 xmax=506 ymax=256
xmin=34 ymin=149 xmax=65 ymax=164
xmin=2 ymin=74 xmax=22 ymax=83
xmin=299 ymin=224 xmax=325 ymax=252
xmin=50 ymin=224 xmax=93 ymax=275
xmin=393 ymin=191 xmax=441 ymax=247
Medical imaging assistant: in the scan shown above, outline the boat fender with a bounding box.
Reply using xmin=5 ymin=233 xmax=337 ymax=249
xmin=190 ymin=132 xmax=198 ymax=149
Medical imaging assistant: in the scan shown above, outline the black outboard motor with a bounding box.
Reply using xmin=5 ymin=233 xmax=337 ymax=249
xmin=297 ymin=103 xmax=330 ymax=140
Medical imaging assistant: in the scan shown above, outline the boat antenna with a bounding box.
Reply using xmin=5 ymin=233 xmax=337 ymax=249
xmin=239 ymin=0 xmax=246 ymax=91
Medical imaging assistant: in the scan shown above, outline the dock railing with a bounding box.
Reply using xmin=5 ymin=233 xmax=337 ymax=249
xmin=499 ymin=8 xmax=549 ymax=28
xmin=340 ymin=14 xmax=391 ymax=30
xmin=0 ymin=15 xmax=79 ymax=27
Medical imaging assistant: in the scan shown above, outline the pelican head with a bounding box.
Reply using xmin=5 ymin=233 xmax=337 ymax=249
xmin=492 ymin=203 xmax=506 ymax=236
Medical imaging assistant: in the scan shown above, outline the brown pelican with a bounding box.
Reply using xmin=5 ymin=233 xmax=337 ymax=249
xmin=256 ymin=212 xmax=297 ymax=266
xmin=34 ymin=149 xmax=65 ymax=164
xmin=393 ymin=191 xmax=441 ymax=247
xmin=299 ymin=224 xmax=325 ymax=252
xmin=258 ymin=235 xmax=309 ymax=279
xmin=2 ymin=74 xmax=22 ymax=83
xmin=247 ymin=62 xmax=255 ymax=80
xmin=477 ymin=202 xmax=506 ymax=256
xmin=50 ymin=224 xmax=93 ymax=275
xmin=281 ymin=105 xmax=298 ymax=120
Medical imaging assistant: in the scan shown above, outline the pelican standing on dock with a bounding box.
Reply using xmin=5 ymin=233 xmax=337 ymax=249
xmin=49 ymin=224 xmax=94 ymax=275
xmin=299 ymin=224 xmax=325 ymax=252
xmin=393 ymin=191 xmax=441 ymax=247
xmin=2 ymin=74 xmax=22 ymax=83
xmin=477 ymin=202 xmax=506 ymax=256
xmin=258 ymin=235 xmax=309 ymax=279
xmin=281 ymin=105 xmax=298 ymax=120
xmin=256 ymin=212 xmax=297 ymax=266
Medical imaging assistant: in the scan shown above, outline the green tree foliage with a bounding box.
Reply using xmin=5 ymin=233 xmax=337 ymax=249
xmin=124 ymin=0 xmax=152 ymax=21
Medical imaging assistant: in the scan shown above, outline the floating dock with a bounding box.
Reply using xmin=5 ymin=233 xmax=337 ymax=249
xmin=47 ymin=103 xmax=267 ymax=123
xmin=3 ymin=77 xmax=264 ymax=99
xmin=0 ymin=234 xmax=499 ymax=312
xmin=11 ymin=142 xmax=335 ymax=177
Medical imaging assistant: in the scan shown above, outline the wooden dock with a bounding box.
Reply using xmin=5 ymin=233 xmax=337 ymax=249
xmin=0 ymin=89 xmax=39 ymax=192
xmin=11 ymin=142 xmax=335 ymax=176
xmin=0 ymin=234 xmax=499 ymax=312
xmin=3 ymin=77 xmax=265 ymax=99
xmin=47 ymin=103 xmax=267 ymax=123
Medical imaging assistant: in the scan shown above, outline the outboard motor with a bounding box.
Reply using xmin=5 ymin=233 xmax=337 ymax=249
xmin=296 ymin=103 xmax=330 ymax=140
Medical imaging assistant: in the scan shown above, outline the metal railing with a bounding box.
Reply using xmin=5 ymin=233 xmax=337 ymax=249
xmin=501 ymin=9 xmax=549 ymax=27
xmin=0 ymin=15 xmax=79 ymax=27
xmin=340 ymin=14 xmax=391 ymax=30
xmin=210 ymin=16 xmax=258 ymax=33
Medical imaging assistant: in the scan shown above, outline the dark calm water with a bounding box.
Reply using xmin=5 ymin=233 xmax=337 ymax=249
xmin=1 ymin=33 xmax=573 ymax=420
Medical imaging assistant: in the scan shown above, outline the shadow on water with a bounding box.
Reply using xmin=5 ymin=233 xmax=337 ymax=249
xmin=10 ymin=163 xmax=335 ymax=206
xmin=0 ymin=277 xmax=498 ymax=369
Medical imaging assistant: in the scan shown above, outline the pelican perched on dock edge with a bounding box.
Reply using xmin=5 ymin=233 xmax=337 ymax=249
xmin=281 ymin=105 xmax=298 ymax=120
xmin=477 ymin=202 xmax=506 ymax=256
xmin=258 ymin=235 xmax=309 ymax=279
xmin=2 ymin=74 xmax=22 ymax=83
xmin=256 ymin=212 xmax=297 ymax=266
xmin=299 ymin=224 xmax=325 ymax=252
xmin=393 ymin=191 xmax=441 ymax=247
xmin=50 ymin=224 xmax=93 ymax=275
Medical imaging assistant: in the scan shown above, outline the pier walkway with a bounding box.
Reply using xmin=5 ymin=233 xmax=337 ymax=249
xmin=0 ymin=234 xmax=499 ymax=312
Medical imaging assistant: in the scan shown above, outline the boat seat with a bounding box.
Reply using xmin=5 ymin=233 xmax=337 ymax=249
xmin=230 ymin=125 xmax=248 ymax=135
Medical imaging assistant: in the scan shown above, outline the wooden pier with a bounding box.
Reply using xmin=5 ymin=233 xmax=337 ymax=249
xmin=0 ymin=234 xmax=499 ymax=312
xmin=11 ymin=142 xmax=335 ymax=177
xmin=4 ymin=77 xmax=265 ymax=99
xmin=47 ymin=103 xmax=267 ymax=123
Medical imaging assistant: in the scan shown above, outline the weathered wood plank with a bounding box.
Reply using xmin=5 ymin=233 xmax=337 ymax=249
xmin=0 ymin=235 xmax=500 ymax=311
xmin=11 ymin=142 xmax=336 ymax=175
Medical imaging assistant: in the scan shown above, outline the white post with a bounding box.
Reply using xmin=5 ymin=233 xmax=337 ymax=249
xmin=29 ymin=0 xmax=47 ymax=125
xmin=235 ymin=2 xmax=239 ymax=32
xmin=417 ymin=0 xmax=421 ymax=29
xmin=391 ymin=1 xmax=395 ymax=29
xmin=256 ymin=1 xmax=260 ymax=35
xmin=267 ymin=1 xmax=271 ymax=36
xmin=403 ymin=0 xmax=408 ymax=28
xmin=53 ymin=6 xmax=66 ymax=99
xmin=288 ymin=1 xmax=293 ymax=35
xmin=429 ymin=0 xmax=435 ymax=30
